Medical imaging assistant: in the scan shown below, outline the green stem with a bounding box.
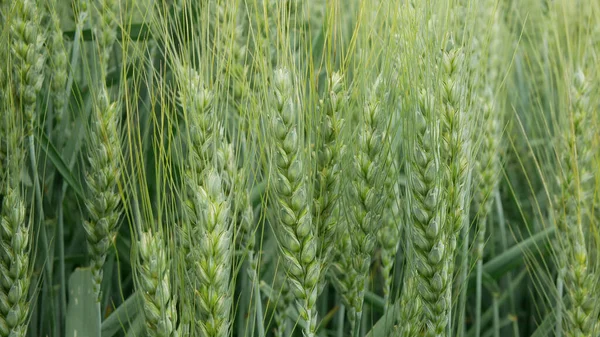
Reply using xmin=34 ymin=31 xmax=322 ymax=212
xmin=29 ymin=135 xmax=50 ymax=274
xmin=29 ymin=134 xmax=56 ymax=335
xmin=556 ymin=271 xmax=564 ymax=337
xmin=493 ymin=294 xmax=500 ymax=337
xmin=457 ymin=222 xmax=470 ymax=337
xmin=337 ymin=303 xmax=345 ymax=337
xmin=494 ymin=191 xmax=519 ymax=337
xmin=353 ymin=309 xmax=362 ymax=337
xmin=475 ymin=215 xmax=488 ymax=337
xmin=58 ymin=187 xmax=67 ymax=327
xmin=251 ymin=253 xmax=265 ymax=337
xmin=475 ymin=258 xmax=483 ymax=337
xmin=65 ymin=11 xmax=87 ymax=116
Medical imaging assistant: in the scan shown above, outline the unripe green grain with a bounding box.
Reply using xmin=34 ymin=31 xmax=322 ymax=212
xmin=376 ymin=95 xmax=403 ymax=310
xmin=332 ymin=76 xmax=390 ymax=336
xmin=0 ymin=187 xmax=30 ymax=337
xmin=269 ymin=68 xmax=320 ymax=337
xmin=10 ymin=0 xmax=45 ymax=135
xmin=138 ymin=231 xmax=178 ymax=337
xmin=436 ymin=41 xmax=472 ymax=337
xmin=219 ymin=142 xmax=254 ymax=258
xmin=94 ymin=0 xmax=119 ymax=78
xmin=273 ymin=264 xmax=295 ymax=337
xmin=440 ymin=44 xmax=471 ymax=243
xmin=402 ymin=88 xmax=449 ymax=337
xmin=396 ymin=268 xmax=422 ymax=337
xmin=177 ymin=65 xmax=234 ymax=337
xmin=0 ymin=83 xmax=31 ymax=337
xmin=473 ymin=92 xmax=500 ymax=260
xmin=189 ymin=169 xmax=233 ymax=337
xmin=377 ymin=165 xmax=402 ymax=309
xmin=46 ymin=1 xmax=68 ymax=126
xmin=314 ymin=72 xmax=346 ymax=290
xmin=555 ymin=70 xmax=598 ymax=337
xmin=468 ymin=5 xmax=507 ymax=335
xmin=83 ymin=87 xmax=122 ymax=300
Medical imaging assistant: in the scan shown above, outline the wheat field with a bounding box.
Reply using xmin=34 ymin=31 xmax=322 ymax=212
xmin=0 ymin=0 xmax=598 ymax=336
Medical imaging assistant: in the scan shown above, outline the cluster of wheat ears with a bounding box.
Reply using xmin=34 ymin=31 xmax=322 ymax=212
xmin=0 ymin=0 xmax=599 ymax=336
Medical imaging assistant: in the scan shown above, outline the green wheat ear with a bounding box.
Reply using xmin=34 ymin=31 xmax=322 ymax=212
xmin=0 ymin=115 xmax=31 ymax=337
xmin=83 ymin=88 xmax=122 ymax=300
xmin=555 ymin=70 xmax=598 ymax=337
xmin=10 ymin=0 xmax=45 ymax=135
xmin=402 ymin=88 xmax=449 ymax=337
xmin=269 ymin=67 xmax=320 ymax=337
xmin=0 ymin=187 xmax=31 ymax=337
xmin=314 ymin=71 xmax=346 ymax=290
xmin=176 ymin=64 xmax=234 ymax=337
xmin=46 ymin=0 xmax=68 ymax=131
xmin=0 ymin=2 xmax=42 ymax=334
xmin=138 ymin=231 xmax=178 ymax=337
